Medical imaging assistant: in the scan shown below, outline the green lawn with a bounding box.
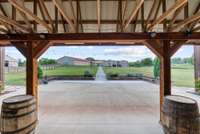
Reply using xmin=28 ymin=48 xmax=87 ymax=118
xmin=5 ymin=65 xmax=98 ymax=86
xmin=43 ymin=65 xmax=98 ymax=76
xmin=104 ymin=64 xmax=195 ymax=88
xmin=5 ymin=64 xmax=195 ymax=88
xmin=5 ymin=72 xmax=26 ymax=86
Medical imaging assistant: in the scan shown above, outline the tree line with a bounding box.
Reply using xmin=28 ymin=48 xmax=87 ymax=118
xmin=129 ymin=56 xmax=194 ymax=67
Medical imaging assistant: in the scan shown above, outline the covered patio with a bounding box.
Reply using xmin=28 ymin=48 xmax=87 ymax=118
xmin=0 ymin=0 xmax=200 ymax=133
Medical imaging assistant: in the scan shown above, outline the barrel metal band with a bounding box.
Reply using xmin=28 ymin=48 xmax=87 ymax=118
xmin=1 ymin=120 xmax=37 ymax=134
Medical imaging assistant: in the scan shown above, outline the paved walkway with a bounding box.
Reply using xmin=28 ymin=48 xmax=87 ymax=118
xmin=95 ymin=66 xmax=107 ymax=81
xmin=0 ymin=81 xmax=200 ymax=134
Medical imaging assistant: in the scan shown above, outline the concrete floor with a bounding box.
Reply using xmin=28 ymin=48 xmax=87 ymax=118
xmin=1 ymin=81 xmax=200 ymax=134
xmin=36 ymin=81 xmax=163 ymax=134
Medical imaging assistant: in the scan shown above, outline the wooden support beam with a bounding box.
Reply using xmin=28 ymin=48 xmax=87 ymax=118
xmin=38 ymin=0 xmax=54 ymax=31
xmin=0 ymin=32 xmax=200 ymax=43
xmin=33 ymin=0 xmax=37 ymax=31
xmin=76 ymin=0 xmax=83 ymax=32
xmin=147 ymin=0 xmax=187 ymax=31
xmin=16 ymin=0 xmax=33 ymax=32
xmin=159 ymin=40 xmax=171 ymax=117
xmin=55 ymin=6 xmax=58 ymax=32
xmin=69 ymin=0 xmax=76 ymax=27
xmin=124 ymin=0 xmax=144 ymax=30
xmin=171 ymin=12 xmax=200 ymax=31
xmin=52 ymin=0 xmax=76 ymax=32
xmin=0 ymin=14 xmax=30 ymax=33
xmin=97 ymin=0 xmax=101 ymax=32
xmin=168 ymin=2 xmax=186 ymax=31
xmin=14 ymin=41 xmax=50 ymax=96
xmin=144 ymin=39 xmax=163 ymax=58
xmin=141 ymin=3 xmax=144 ymax=32
xmin=8 ymin=0 xmax=53 ymax=33
xmin=33 ymin=41 xmax=50 ymax=58
xmin=189 ymin=2 xmax=200 ymax=30
xmin=169 ymin=40 xmax=186 ymax=56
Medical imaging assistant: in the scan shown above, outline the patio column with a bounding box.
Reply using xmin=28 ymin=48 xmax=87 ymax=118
xmin=160 ymin=40 xmax=171 ymax=109
xmin=26 ymin=43 xmax=38 ymax=96
xmin=14 ymin=41 xmax=50 ymax=97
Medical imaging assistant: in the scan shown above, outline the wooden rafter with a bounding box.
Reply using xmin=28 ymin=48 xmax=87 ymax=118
xmin=97 ymin=0 xmax=101 ymax=32
xmin=122 ymin=0 xmax=128 ymax=28
xmin=16 ymin=0 xmax=33 ymax=32
xmin=8 ymin=0 xmax=52 ymax=33
xmin=189 ymin=2 xmax=200 ymax=30
xmin=69 ymin=0 xmax=76 ymax=26
xmin=124 ymin=0 xmax=144 ymax=30
xmin=38 ymin=0 xmax=54 ymax=31
xmin=147 ymin=0 xmax=187 ymax=31
xmin=145 ymin=0 xmax=161 ymax=30
xmin=0 ymin=4 xmax=11 ymax=32
xmin=0 ymin=14 xmax=30 ymax=33
xmin=140 ymin=3 xmax=144 ymax=32
xmin=76 ymin=0 xmax=83 ymax=32
xmin=52 ymin=0 xmax=76 ymax=32
xmin=171 ymin=12 xmax=200 ymax=31
xmin=33 ymin=0 xmax=37 ymax=31
xmin=168 ymin=2 xmax=186 ymax=31
xmin=55 ymin=6 xmax=58 ymax=32
xmin=116 ymin=0 xmax=122 ymax=32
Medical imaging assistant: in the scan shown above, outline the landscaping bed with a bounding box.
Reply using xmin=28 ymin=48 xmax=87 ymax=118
xmin=44 ymin=75 xmax=95 ymax=81
xmin=106 ymin=73 xmax=159 ymax=84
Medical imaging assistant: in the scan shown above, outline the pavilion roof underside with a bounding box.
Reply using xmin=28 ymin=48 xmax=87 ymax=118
xmin=0 ymin=0 xmax=199 ymax=34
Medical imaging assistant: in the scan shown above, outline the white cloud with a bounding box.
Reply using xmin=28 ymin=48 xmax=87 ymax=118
xmin=87 ymin=46 xmax=94 ymax=49
xmin=104 ymin=46 xmax=155 ymax=58
xmin=67 ymin=46 xmax=78 ymax=49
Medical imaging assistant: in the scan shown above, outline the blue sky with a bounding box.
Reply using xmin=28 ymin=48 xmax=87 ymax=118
xmin=5 ymin=45 xmax=194 ymax=62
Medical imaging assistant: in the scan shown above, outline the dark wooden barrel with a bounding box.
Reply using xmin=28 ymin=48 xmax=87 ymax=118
xmin=161 ymin=95 xmax=200 ymax=134
xmin=0 ymin=95 xmax=37 ymax=134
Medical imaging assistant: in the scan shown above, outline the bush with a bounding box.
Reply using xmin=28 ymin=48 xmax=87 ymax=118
xmin=38 ymin=66 xmax=43 ymax=79
xmin=127 ymin=73 xmax=137 ymax=77
xmin=195 ymin=78 xmax=200 ymax=92
xmin=84 ymin=70 xmax=93 ymax=77
xmin=153 ymin=58 xmax=160 ymax=79
xmin=127 ymin=73 xmax=143 ymax=77
xmin=107 ymin=73 xmax=119 ymax=78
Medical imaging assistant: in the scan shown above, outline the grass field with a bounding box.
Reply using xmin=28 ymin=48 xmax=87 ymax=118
xmin=5 ymin=64 xmax=194 ymax=87
xmin=5 ymin=65 xmax=97 ymax=86
xmin=43 ymin=66 xmax=98 ymax=76
xmin=104 ymin=64 xmax=195 ymax=87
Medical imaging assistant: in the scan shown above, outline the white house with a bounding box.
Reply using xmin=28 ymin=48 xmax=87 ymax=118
xmin=5 ymin=55 xmax=18 ymax=67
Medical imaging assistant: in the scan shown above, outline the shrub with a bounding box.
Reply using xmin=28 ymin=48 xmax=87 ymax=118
xmin=195 ymin=78 xmax=200 ymax=92
xmin=153 ymin=57 xmax=160 ymax=79
xmin=84 ymin=70 xmax=93 ymax=77
xmin=127 ymin=73 xmax=136 ymax=77
xmin=110 ymin=73 xmax=118 ymax=77
xmin=38 ymin=66 xmax=43 ymax=79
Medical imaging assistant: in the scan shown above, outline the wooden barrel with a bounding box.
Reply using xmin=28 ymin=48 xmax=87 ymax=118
xmin=161 ymin=95 xmax=200 ymax=134
xmin=0 ymin=95 xmax=37 ymax=134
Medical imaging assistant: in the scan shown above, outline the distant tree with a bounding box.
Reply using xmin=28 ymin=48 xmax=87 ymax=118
xmin=18 ymin=59 xmax=25 ymax=66
xmin=37 ymin=66 xmax=43 ymax=79
xmin=39 ymin=58 xmax=57 ymax=65
xmin=129 ymin=60 xmax=142 ymax=67
xmin=141 ymin=58 xmax=153 ymax=66
xmin=86 ymin=57 xmax=95 ymax=67
xmin=171 ymin=57 xmax=182 ymax=64
xmin=153 ymin=57 xmax=160 ymax=79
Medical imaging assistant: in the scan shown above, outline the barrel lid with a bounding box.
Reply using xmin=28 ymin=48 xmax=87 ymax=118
xmin=165 ymin=95 xmax=196 ymax=104
xmin=3 ymin=95 xmax=34 ymax=104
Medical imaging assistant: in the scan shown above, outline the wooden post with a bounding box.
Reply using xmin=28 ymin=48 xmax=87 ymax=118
xmin=0 ymin=47 xmax=5 ymax=92
xmin=159 ymin=40 xmax=171 ymax=118
xmin=26 ymin=43 xmax=38 ymax=96
xmin=194 ymin=45 xmax=200 ymax=91
xmin=14 ymin=41 xmax=50 ymax=97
